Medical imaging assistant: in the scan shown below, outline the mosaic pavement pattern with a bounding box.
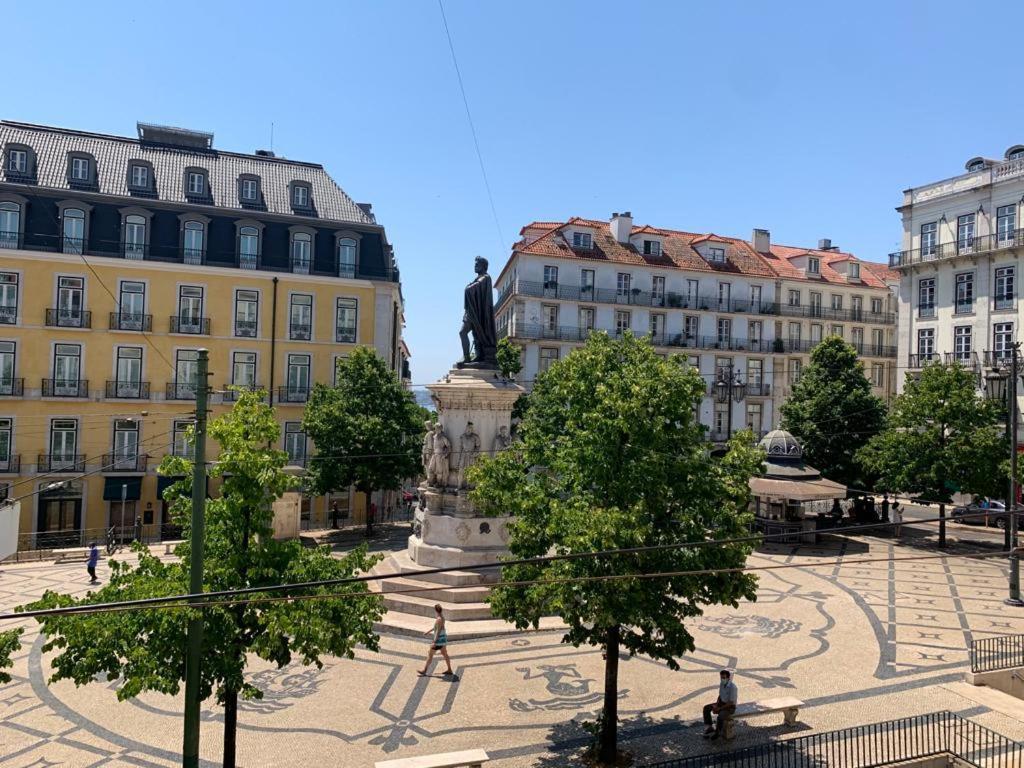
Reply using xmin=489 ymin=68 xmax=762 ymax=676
xmin=2 ymin=539 xmax=1024 ymax=767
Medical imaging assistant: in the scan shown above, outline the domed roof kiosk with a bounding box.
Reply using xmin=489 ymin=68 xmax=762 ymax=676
xmin=749 ymin=429 xmax=846 ymax=544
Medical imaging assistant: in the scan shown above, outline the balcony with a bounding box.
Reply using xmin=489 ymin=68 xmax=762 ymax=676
xmin=222 ymin=384 xmax=264 ymax=402
xmin=776 ymin=303 xmax=896 ymax=325
xmin=954 ymin=299 xmax=974 ymax=315
xmin=169 ymin=315 xmax=211 ymax=335
xmin=0 ymin=454 xmax=20 ymax=473
xmin=336 ymin=327 xmax=357 ymax=344
xmin=908 ymin=353 xmax=939 ymax=368
xmin=918 ymin=304 xmax=936 ymax=319
xmin=37 ymin=454 xmax=86 ymax=473
xmin=746 ymin=382 xmax=772 ymax=397
xmin=291 ymin=256 xmax=311 ymax=275
xmin=166 ymin=381 xmax=197 ymax=400
xmin=995 ymin=294 xmax=1015 ymax=311
xmin=506 ymin=323 xmax=775 ymax=353
xmin=108 ymin=312 xmax=153 ymax=332
xmin=102 ymin=453 xmax=148 ymax=473
xmin=889 ymin=228 xmax=1024 ymax=268
xmin=0 ymin=230 xmax=20 ymax=249
xmin=105 ymin=380 xmax=150 ymax=399
xmin=0 ymin=378 xmax=24 ymax=396
xmin=944 ymin=351 xmax=980 ymax=370
xmin=234 ymin=319 xmax=257 ymax=338
xmin=45 ymin=308 xmax=91 ymax=329
xmin=277 ymin=386 xmax=310 ymax=404
xmin=983 ymin=350 xmax=1015 ymax=367
xmin=0 ymin=305 xmax=16 ymax=324
xmin=183 ymin=248 xmax=204 ymax=266
xmin=42 ymin=379 xmax=88 ymax=398
xmin=289 ymin=323 xmax=311 ymax=341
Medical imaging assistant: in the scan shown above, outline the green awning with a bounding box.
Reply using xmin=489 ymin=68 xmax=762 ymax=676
xmin=103 ymin=476 xmax=142 ymax=501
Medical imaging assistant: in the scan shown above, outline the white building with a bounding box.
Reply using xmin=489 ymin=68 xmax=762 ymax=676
xmin=496 ymin=213 xmax=898 ymax=443
xmin=891 ymin=146 xmax=1024 ymax=392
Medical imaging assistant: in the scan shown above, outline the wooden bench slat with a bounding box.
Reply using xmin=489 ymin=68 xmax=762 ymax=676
xmin=375 ymin=748 xmax=489 ymax=768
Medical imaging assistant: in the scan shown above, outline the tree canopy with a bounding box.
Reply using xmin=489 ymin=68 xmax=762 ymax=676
xmin=469 ymin=333 xmax=762 ymax=765
xmin=0 ymin=628 xmax=21 ymax=684
xmin=303 ymin=347 xmax=425 ymax=534
xmin=23 ymin=391 xmax=383 ymax=767
xmin=496 ymin=337 xmax=523 ymax=380
xmin=780 ymin=336 xmax=887 ymax=488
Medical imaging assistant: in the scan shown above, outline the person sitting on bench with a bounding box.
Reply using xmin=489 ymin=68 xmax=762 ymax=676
xmin=702 ymin=669 xmax=738 ymax=739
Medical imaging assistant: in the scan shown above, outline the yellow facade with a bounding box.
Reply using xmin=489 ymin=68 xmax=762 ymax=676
xmin=0 ymin=247 xmax=399 ymax=544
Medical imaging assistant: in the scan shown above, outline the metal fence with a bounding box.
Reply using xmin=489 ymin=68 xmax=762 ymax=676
xmin=971 ymin=634 xmax=1024 ymax=674
xmin=649 ymin=711 xmax=1023 ymax=768
xmin=11 ymin=523 xmax=184 ymax=556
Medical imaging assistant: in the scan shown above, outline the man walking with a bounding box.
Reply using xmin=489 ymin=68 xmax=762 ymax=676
xmin=86 ymin=542 xmax=100 ymax=584
xmin=702 ymin=669 xmax=738 ymax=739
xmin=891 ymin=500 xmax=902 ymax=539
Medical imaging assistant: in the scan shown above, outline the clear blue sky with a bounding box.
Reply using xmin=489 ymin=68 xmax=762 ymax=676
xmin=6 ymin=0 xmax=1024 ymax=385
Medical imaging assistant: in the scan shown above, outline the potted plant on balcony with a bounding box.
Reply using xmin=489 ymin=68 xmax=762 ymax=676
xmin=773 ymin=338 xmax=785 ymax=354
xmin=667 ymin=293 xmax=682 ymax=308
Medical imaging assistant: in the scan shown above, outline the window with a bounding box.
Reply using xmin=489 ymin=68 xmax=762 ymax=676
xmin=968 ymin=160 xmax=986 ymax=172
xmin=335 ymin=298 xmax=357 ymax=343
xmin=112 ymin=419 xmax=139 ymax=469
xmin=686 ymin=279 xmax=699 ymax=305
xmin=955 ymin=272 xmax=974 ymax=314
xmin=920 ymin=222 xmax=937 ymax=258
xmin=542 ymin=304 xmax=558 ymax=335
xmin=172 ymin=419 xmax=192 ymax=457
xmin=615 ymin=310 xmax=631 ymax=335
xmin=0 ymin=342 xmax=15 ymax=394
xmin=177 ymin=286 xmax=204 ymax=333
xmin=851 ymin=296 xmax=863 ymax=319
xmin=747 ymin=358 xmax=763 ymax=387
xmin=718 ymin=282 xmax=731 ymax=310
xmin=187 ymin=171 xmax=206 ymax=196
xmin=543 ymin=265 xmax=559 ymax=291
xmin=995 ymin=266 xmax=1016 ymax=310
xmin=539 ymin=347 xmax=559 ymax=372
xmin=851 ymin=327 xmax=864 ymax=351
xmin=232 ymin=352 xmax=257 ymax=389
xmin=870 ymin=297 xmax=883 ymax=315
xmin=0 ymin=273 xmax=17 ymax=324
xmin=1011 ymin=149 xmax=1024 ymax=161
xmin=652 ymin=276 xmax=666 ymax=306
xmin=650 ymin=312 xmax=665 ymax=339
xmin=115 ymin=347 xmax=143 ymax=398
xmin=994 ymin=322 xmax=1014 ymax=360
xmin=616 ymin=273 xmax=632 ymax=297
xmin=286 ymin=354 xmax=311 ymax=401
xmin=872 ymin=363 xmax=884 ymax=387
xmin=750 ymin=285 xmax=762 ymax=309
xmin=293 ymin=184 xmax=310 ymax=208
xmin=49 ymin=419 xmax=78 ymax=466
xmin=579 ymin=307 xmax=595 ymax=331
xmin=241 ymin=178 xmax=259 ymax=202
xmin=7 ymin=149 xmax=27 ymax=173
xmin=0 ymin=201 xmax=20 ymax=248
xmin=284 ymin=422 xmax=306 ymax=464
xmin=130 ymin=164 xmax=149 ymax=189
xmin=831 ymin=324 xmax=844 ymax=338
xmin=61 ymin=208 xmax=86 ymax=254
xmin=174 ymin=350 xmax=199 ymax=398
xmin=183 ymin=221 xmax=204 ymax=264
xmin=717 ymin=318 xmax=731 ymax=346
xmin=809 ymin=292 xmax=822 ymax=316
xmin=810 ymin=323 xmax=822 ymax=343
xmin=643 ymin=240 xmax=661 ymax=256
xmin=684 ymin=315 xmax=699 ymax=339
xmin=338 ymin=238 xmax=357 ymax=278
xmin=957 ymin=213 xmax=976 ymax=252
xmin=917 ymin=328 xmax=935 ymax=361
xmin=116 ymin=281 xmax=145 ymax=330
xmin=234 ymin=290 xmax=258 ymax=337
xmin=289 ymin=294 xmax=312 ymax=340
xmin=713 ymin=403 xmax=728 ymax=436
xmin=871 ymin=328 xmax=884 ymax=355
xmin=746 ymin=402 xmax=763 ymax=433
xmin=919 ymin=277 xmax=936 ymax=317
xmin=572 ymin=232 xmax=592 ymax=249
xmin=808 ymin=257 xmax=820 ymax=274
xmin=581 ymin=269 xmax=595 ymax=298
xmin=996 ymin=205 xmax=1017 ymax=246
xmin=849 ymin=262 xmax=861 ymax=280
xmin=70 ymin=156 xmax=90 ymax=182
xmin=831 ymin=294 xmax=843 ymax=311
xmin=748 ymin=320 xmax=762 ymax=344
xmin=124 ymin=214 xmax=146 ymax=259
xmin=56 ymin=276 xmax=85 ymax=327
xmin=788 ymin=322 xmax=801 ymax=343
xmin=0 ymin=418 xmax=11 ymax=468
xmin=953 ymin=326 xmax=972 ymax=363
xmin=287 ymin=233 xmax=311 ymax=274
xmin=52 ymin=343 xmax=82 ymax=396
xmin=788 ymin=290 xmax=800 ymax=307
xmin=708 ymin=247 xmax=726 ymax=263
xmin=789 ymin=359 xmax=803 ymax=385
xmin=239 ymin=226 xmax=259 ymax=268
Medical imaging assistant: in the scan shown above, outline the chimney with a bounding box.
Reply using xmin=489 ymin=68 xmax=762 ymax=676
xmin=610 ymin=211 xmax=633 ymax=244
xmin=255 ymin=149 xmax=276 ymax=158
xmin=357 ymin=202 xmax=375 ymax=222
xmin=818 ymin=238 xmax=833 ymax=251
xmin=752 ymin=228 xmax=770 ymax=253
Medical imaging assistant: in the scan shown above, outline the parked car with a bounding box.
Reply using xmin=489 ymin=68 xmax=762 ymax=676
xmin=951 ymin=499 xmax=1011 ymax=529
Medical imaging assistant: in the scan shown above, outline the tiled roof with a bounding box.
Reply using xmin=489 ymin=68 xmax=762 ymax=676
xmin=0 ymin=121 xmax=374 ymax=225
xmin=508 ymin=217 xmax=893 ymax=289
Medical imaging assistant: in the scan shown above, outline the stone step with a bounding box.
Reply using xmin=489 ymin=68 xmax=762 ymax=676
xmin=374 ymin=611 xmax=566 ymax=641
xmin=384 ymin=550 xmax=499 ymax=587
xmin=380 ymin=591 xmax=497 ymax=622
xmin=375 ymin=574 xmax=493 ymax=604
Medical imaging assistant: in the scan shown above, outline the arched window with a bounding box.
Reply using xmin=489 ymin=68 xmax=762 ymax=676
xmin=967 ymin=160 xmax=986 ymax=172
xmin=291 ymin=232 xmax=312 ymax=273
xmin=62 ymin=208 xmax=85 ymax=254
xmin=0 ymin=202 xmax=20 ymax=249
xmin=338 ymin=238 xmax=357 ymax=278
xmin=239 ymin=226 xmax=259 ymax=268
xmin=124 ymin=214 xmax=147 ymax=259
xmin=183 ymin=221 xmax=205 ymax=265
xmin=1010 ymin=148 xmax=1024 ymax=161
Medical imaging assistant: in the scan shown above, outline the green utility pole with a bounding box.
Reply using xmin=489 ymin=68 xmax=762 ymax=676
xmin=183 ymin=349 xmax=210 ymax=766
xmin=1008 ymin=346 xmax=1022 ymax=606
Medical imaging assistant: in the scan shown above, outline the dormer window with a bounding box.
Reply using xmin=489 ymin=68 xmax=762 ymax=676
xmin=1010 ymin=149 xmax=1024 ymax=161
xmin=187 ymin=171 xmax=206 ymax=196
xmin=849 ymin=262 xmax=861 ymax=279
xmin=708 ymin=246 xmax=726 ymax=263
xmin=7 ymin=149 xmax=27 ymax=174
xmin=808 ymin=257 xmax=820 ymax=274
xmin=70 ymin=157 xmax=90 ymax=182
xmin=128 ymin=162 xmax=152 ymax=191
xmin=292 ymin=183 xmax=311 ymax=209
xmin=240 ymin=177 xmax=259 ymax=202
xmin=643 ymin=239 xmax=661 ymax=256
xmin=967 ymin=159 xmax=986 ymax=172
xmin=572 ymin=232 xmax=592 ymax=249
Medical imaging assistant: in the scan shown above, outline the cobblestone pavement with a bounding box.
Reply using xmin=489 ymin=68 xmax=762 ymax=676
xmin=2 ymin=537 xmax=1024 ymax=767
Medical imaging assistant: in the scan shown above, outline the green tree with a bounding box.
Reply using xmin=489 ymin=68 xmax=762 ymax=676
xmin=0 ymin=628 xmax=21 ymax=684
xmin=304 ymin=347 xmax=424 ymax=536
xmin=496 ymin=337 xmax=523 ymax=380
xmin=780 ymin=336 xmax=887 ymax=488
xmin=469 ymin=333 xmax=762 ymax=765
xmin=858 ymin=363 xmax=1007 ymax=546
xmin=24 ymin=391 xmax=383 ymax=767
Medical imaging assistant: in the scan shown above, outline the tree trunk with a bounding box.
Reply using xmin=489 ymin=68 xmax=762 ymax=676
xmin=939 ymin=502 xmax=946 ymax=549
xmin=599 ymin=625 xmax=620 ymax=765
xmin=365 ymin=488 xmax=374 ymax=538
xmin=222 ymin=688 xmax=238 ymax=768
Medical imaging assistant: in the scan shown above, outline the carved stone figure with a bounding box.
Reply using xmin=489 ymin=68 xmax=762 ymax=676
xmin=426 ymin=423 xmax=451 ymax=487
xmin=492 ymin=424 xmax=512 ymax=454
xmin=420 ymin=420 xmax=433 ymax=472
xmin=457 ymin=421 xmax=481 ymax=488
xmin=458 ymin=256 xmax=498 ymax=368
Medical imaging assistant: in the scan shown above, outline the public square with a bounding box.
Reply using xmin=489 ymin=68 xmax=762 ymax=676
xmin=2 ymin=530 xmax=1024 ymax=767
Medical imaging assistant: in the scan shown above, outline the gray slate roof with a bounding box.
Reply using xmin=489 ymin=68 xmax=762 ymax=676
xmin=0 ymin=121 xmax=374 ymax=226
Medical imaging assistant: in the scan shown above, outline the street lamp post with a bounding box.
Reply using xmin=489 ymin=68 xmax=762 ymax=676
xmin=715 ymin=364 xmax=747 ymax=440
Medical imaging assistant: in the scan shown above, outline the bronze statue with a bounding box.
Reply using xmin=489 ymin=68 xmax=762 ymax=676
xmin=459 ymin=256 xmax=498 ymax=368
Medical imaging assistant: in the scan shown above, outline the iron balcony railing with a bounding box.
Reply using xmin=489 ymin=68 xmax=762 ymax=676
xmin=971 ymin=633 xmax=1024 ymax=673
xmin=984 ymin=350 xmax=1016 ymax=367
xmin=0 ymin=378 xmax=24 ymax=396
xmin=45 ymin=308 xmax=91 ymax=328
xmin=37 ymin=454 xmax=86 ymax=473
xmin=0 ymin=230 xmax=21 ymax=249
xmin=105 ymin=380 xmax=150 ymax=399
xmin=222 ymin=384 xmax=264 ymax=402
xmin=234 ymin=319 xmax=258 ymax=338
xmin=101 ymin=453 xmax=148 ymax=473
xmin=277 ymin=386 xmax=310 ymax=404
xmin=747 ymin=382 xmax=771 ymax=396
xmin=291 ymin=255 xmax=312 ymax=274
xmin=944 ymin=351 xmax=980 ymax=369
xmin=9 ymin=523 xmax=186 ymax=556
xmin=42 ymin=379 xmax=89 ymax=398
xmin=918 ymin=304 xmax=936 ymax=318
xmin=289 ymin=323 xmax=312 ymax=340
xmin=166 ymin=382 xmax=198 ymax=401
xmin=0 ymin=454 xmax=20 ymax=473
xmin=108 ymin=312 xmax=153 ymax=332
xmin=995 ymin=294 xmax=1016 ymax=311
xmin=908 ymin=353 xmax=939 ymax=368
xmin=0 ymin=305 xmax=16 ymax=324
xmin=955 ymin=299 xmax=975 ymax=315
xmin=890 ymin=227 xmax=1024 ymax=268
xmin=777 ymin=303 xmax=895 ymax=324
xmin=336 ymin=327 xmax=357 ymax=344
xmin=648 ymin=710 xmax=1023 ymax=768
xmin=169 ymin=315 xmax=211 ymax=335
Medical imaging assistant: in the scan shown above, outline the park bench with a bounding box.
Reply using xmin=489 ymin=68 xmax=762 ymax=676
xmin=722 ymin=696 xmax=803 ymax=739
xmin=374 ymin=749 xmax=489 ymax=768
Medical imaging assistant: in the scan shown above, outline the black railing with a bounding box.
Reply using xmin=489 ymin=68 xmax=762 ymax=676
xmin=105 ymin=380 xmax=150 ymax=399
xmin=0 ymin=378 xmax=24 ymax=396
xmin=289 ymin=323 xmax=312 ymax=340
xmin=944 ymin=351 xmax=980 ymax=369
xmin=169 ymin=316 xmax=211 ymax=335
xmin=291 ymin=256 xmax=312 ymax=274
xmin=995 ymin=295 xmax=1016 ymax=311
xmin=101 ymin=453 xmax=148 ymax=473
xmin=277 ymin=386 xmax=310 ymax=404
xmin=166 ymin=382 xmax=198 ymax=400
xmin=649 ymin=710 xmax=1022 ymax=768
xmin=10 ymin=523 xmax=186 ymax=555
xmin=42 ymin=379 xmax=89 ymax=398
xmin=918 ymin=304 xmax=936 ymax=318
xmin=891 ymin=227 xmax=1024 ymax=267
xmin=108 ymin=312 xmax=153 ymax=332
xmin=747 ymin=382 xmax=771 ymax=396
xmin=336 ymin=327 xmax=357 ymax=344
xmin=45 ymin=308 xmax=91 ymax=328
xmin=908 ymin=353 xmax=939 ymax=368
xmin=0 ymin=305 xmax=16 ymax=324
xmin=955 ymin=299 xmax=975 ymax=315
xmin=234 ymin=319 xmax=258 ymax=338
xmin=776 ymin=303 xmax=896 ymax=325
xmin=0 ymin=230 xmax=20 ymax=249
xmin=984 ymin=350 xmax=1016 ymax=367
xmin=222 ymin=384 xmax=264 ymax=402
xmin=971 ymin=634 xmax=1024 ymax=673
xmin=0 ymin=454 xmax=20 ymax=473
xmin=37 ymin=454 xmax=86 ymax=473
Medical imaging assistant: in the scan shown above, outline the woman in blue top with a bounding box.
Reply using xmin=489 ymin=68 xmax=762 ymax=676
xmin=417 ymin=604 xmax=454 ymax=677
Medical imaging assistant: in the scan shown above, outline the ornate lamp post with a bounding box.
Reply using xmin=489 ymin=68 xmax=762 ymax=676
xmin=715 ymin=365 xmax=747 ymax=440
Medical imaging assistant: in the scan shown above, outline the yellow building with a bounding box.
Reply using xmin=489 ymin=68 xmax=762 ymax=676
xmin=0 ymin=120 xmax=409 ymax=547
